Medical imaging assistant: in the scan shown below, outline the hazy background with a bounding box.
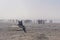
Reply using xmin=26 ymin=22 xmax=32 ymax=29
xmin=0 ymin=0 xmax=60 ymax=20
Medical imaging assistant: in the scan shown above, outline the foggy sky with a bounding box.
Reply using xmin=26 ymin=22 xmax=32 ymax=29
xmin=0 ymin=0 xmax=60 ymax=20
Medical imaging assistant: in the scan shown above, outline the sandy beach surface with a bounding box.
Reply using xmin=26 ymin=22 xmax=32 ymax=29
xmin=0 ymin=23 xmax=60 ymax=40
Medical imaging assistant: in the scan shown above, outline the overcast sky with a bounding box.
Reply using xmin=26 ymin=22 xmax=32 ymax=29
xmin=0 ymin=0 xmax=60 ymax=20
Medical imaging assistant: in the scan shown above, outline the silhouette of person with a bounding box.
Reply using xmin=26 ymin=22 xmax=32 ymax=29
xmin=18 ymin=20 xmax=27 ymax=33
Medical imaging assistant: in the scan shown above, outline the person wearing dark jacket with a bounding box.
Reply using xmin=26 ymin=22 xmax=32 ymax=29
xmin=18 ymin=20 xmax=27 ymax=33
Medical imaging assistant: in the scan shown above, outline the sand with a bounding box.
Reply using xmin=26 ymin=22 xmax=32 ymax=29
xmin=0 ymin=23 xmax=60 ymax=40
